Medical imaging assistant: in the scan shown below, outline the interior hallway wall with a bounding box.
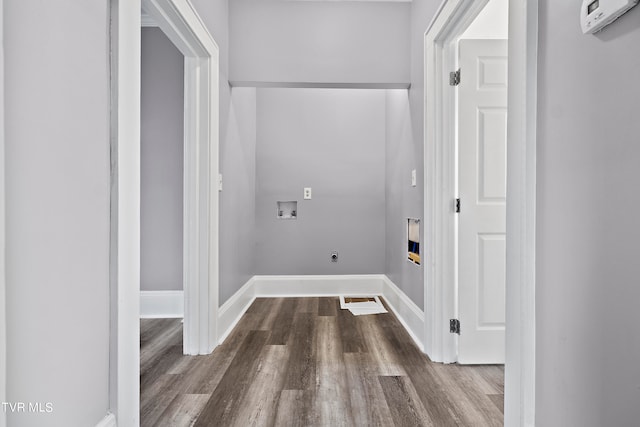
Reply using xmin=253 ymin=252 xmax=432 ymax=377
xmin=254 ymin=88 xmax=386 ymax=275
xmin=185 ymin=0 xmax=257 ymax=306
xmin=4 ymin=1 xmax=110 ymax=426
xmin=385 ymin=89 xmax=423 ymax=309
xmin=536 ymin=2 xmax=640 ymax=425
xmin=140 ymin=27 xmax=184 ymax=292
xmin=219 ymin=87 xmax=256 ymax=304
xmin=229 ymin=0 xmax=410 ymax=86
xmin=379 ymin=0 xmax=443 ymax=311
xmin=0 ymin=0 xmax=7 ymax=425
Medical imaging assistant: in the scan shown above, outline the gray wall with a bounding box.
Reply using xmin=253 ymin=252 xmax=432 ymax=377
xmin=186 ymin=0 xmax=257 ymax=306
xmin=219 ymin=87 xmax=256 ymax=303
xmin=0 ymin=0 xmax=6 ymax=423
xmin=229 ymin=0 xmax=411 ymax=86
xmin=4 ymin=1 xmax=110 ymax=426
xmin=384 ymin=89 xmax=423 ymax=309
xmin=4 ymin=0 xmax=242 ymax=425
xmin=255 ymin=88 xmax=386 ymax=275
xmin=141 ymin=28 xmax=184 ymax=292
xmin=406 ymin=0 xmax=640 ymax=423
xmin=10 ymin=1 xmax=638 ymax=425
xmin=381 ymin=0 xmax=442 ymax=311
xmin=535 ymin=2 xmax=640 ymax=425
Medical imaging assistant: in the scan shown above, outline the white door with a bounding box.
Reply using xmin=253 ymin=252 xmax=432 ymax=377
xmin=457 ymin=39 xmax=508 ymax=364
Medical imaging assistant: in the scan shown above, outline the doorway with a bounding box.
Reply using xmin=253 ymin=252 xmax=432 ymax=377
xmin=110 ymin=0 xmax=220 ymax=424
xmin=140 ymin=24 xmax=185 ymax=323
xmin=423 ymin=0 xmax=538 ymax=424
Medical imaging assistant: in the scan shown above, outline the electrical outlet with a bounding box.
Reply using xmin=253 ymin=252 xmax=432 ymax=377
xmin=304 ymin=187 xmax=312 ymax=200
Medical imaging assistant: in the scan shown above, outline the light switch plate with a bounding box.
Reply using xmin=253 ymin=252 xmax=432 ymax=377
xmin=411 ymin=170 xmax=417 ymax=187
xmin=304 ymin=187 xmax=312 ymax=200
xmin=218 ymin=174 xmax=223 ymax=191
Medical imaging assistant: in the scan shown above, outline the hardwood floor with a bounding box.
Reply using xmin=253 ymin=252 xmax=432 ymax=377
xmin=141 ymin=297 xmax=504 ymax=426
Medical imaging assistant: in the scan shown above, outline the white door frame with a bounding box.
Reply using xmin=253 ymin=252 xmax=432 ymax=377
xmin=142 ymin=0 xmax=220 ymax=357
xmin=111 ymin=0 xmax=219 ymax=424
xmin=423 ymin=0 xmax=490 ymax=366
xmin=423 ymin=0 xmax=537 ymax=425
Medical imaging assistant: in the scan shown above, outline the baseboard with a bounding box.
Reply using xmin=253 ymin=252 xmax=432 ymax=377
xmin=95 ymin=413 xmax=116 ymax=427
xmin=253 ymin=274 xmax=385 ymax=297
xmin=140 ymin=290 xmax=184 ymax=318
xmin=381 ymin=276 xmax=425 ymax=352
xmin=216 ymin=274 xmax=424 ymax=355
xmin=218 ymin=277 xmax=256 ymax=344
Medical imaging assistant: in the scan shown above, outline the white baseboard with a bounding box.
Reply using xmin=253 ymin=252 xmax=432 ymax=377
xmin=140 ymin=290 xmax=184 ymax=318
xmin=95 ymin=413 xmax=116 ymax=427
xmin=253 ymin=274 xmax=385 ymax=297
xmin=381 ymin=276 xmax=425 ymax=352
xmin=216 ymin=274 xmax=425 ymax=355
xmin=218 ymin=277 xmax=256 ymax=344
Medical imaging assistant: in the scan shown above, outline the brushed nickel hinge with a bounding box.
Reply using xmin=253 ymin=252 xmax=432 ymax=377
xmin=450 ymin=319 xmax=460 ymax=334
xmin=449 ymin=69 xmax=461 ymax=86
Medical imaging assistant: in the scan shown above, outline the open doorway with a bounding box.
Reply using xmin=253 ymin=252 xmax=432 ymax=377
xmin=423 ymin=0 xmax=538 ymax=424
xmin=110 ymin=0 xmax=220 ymax=423
xmin=138 ymin=0 xmax=220 ymax=358
xmin=140 ymin=24 xmax=185 ymax=320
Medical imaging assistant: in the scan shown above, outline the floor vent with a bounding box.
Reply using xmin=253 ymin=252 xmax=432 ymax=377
xmin=339 ymin=295 xmax=388 ymax=316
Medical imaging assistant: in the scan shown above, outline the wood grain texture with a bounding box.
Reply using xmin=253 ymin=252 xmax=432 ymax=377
xmin=336 ymin=300 xmax=368 ymax=354
xmin=282 ymin=312 xmax=317 ymax=391
xmin=318 ymin=297 xmax=338 ymax=316
xmin=266 ymin=297 xmax=297 ymax=345
xmin=154 ymin=394 xmax=211 ymax=427
xmin=274 ymin=389 xmax=314 ymax=427
xmin=314 ymin=316 xmax=354 ymax=426
xmin=193 ymin=330 xmax=270 ymax=427
xmin=141 ymin=297 xmax=504 ymax=426
xmin=233 ymin=344 xmax=289 ymax=426
xmin=379 ymin=376 xmax=434 ymax=427
xmin=344 ymin=353 xmax=395 ymax=426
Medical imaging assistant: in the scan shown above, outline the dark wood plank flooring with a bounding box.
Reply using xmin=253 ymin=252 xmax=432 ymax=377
xmin=141 ymin=297 xmax=504 ymax=426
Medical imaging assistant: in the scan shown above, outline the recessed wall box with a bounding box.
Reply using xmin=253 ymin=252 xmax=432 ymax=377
xmin=277 ymin=201 xmax=297 ymax=219
xmin=407 ymin=218 xmax=421 ymax=265
xmin=581 ymin=0 xmax=638 ymax=34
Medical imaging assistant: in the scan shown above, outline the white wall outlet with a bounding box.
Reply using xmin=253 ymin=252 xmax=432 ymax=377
xmin=304 ymin=187 xmax=312 ymax=200
xmin=411 ymin=169 xmax=417 ymax=187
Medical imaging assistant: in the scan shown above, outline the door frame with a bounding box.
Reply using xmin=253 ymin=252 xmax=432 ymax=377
xmin=110 ymin=0 xmax=219 ymax=424
xmin=142 ymin=0 xmax=220 ymax=357
xmin=423 ymin=0 xmax=537 ymax=425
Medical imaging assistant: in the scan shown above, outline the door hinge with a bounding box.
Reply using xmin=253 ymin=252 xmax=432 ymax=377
xmin=449 ymin=69 xmax=461 ymax=86
xmin=455 ymin=198 xmax=461 ymax=213
xmin=450 ymin=319 xmax=461 ymax=334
